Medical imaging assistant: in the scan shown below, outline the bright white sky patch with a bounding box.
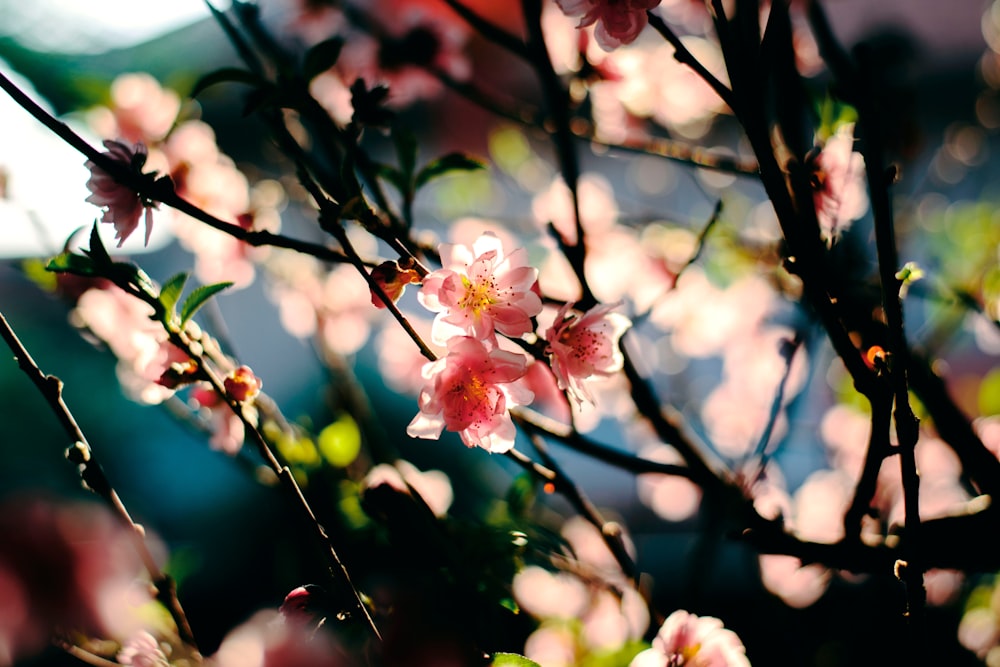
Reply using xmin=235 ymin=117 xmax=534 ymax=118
xmin=0 ymin=64 xmax=175 ymax=257
xmin=0 ymin=0 xmax=218 ymax=53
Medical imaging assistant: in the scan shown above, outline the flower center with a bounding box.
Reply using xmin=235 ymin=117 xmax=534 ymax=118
xmin=458 ymin=276 xmax=496 ymax=316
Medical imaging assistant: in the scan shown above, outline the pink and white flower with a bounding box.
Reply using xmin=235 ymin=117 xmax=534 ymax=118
xmin=808 ymin=123 xmax=868 ymax=243
xmin=406 ymin=336 xmax=533 ymax=453
xmin=630 ymin=609 xmax=751 ymax=667
xmin=85 ymin=139 xmax=158 ymax=247
xmin=555 ymin=0 xmax=662 ymax=51
xmin=418 ymin=232 xmax=542 ymax=345
xmin=544 ymin=302 xmax=631 ymax=406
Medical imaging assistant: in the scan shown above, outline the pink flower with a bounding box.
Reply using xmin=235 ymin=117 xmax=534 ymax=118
xmin=418 ymin=232 xmax=542 ymax=345
xmin=406 ymin=336 xmax=533 ymax=453
xmin=808 ymin=123 xmax=868 ymax=243
xmin=85 ymin=139 xmax=158 ymax=247
xmin=555 ymin=0 xmax=661 ymax=51
xmin=544 ymin=302 xmax=631 ymax=406
xmin=629 ymin=609 xmax=751 ymax=667
xmin=224 ymin=365 xmax=263 ymax=403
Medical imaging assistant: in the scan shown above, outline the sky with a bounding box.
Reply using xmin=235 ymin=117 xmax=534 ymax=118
xmin=0 ymin=0 xmax=214 ymax=53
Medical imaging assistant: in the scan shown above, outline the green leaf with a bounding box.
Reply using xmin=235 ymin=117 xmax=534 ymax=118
xmin=84 ymin=222 xmax=111 ymax=267
xmin=317 ymin=414 xmax=362 ymax=468
xmin=302 ymin=37 xmax=344 ymax=81
xmin=189 ymin=67 xmax=264 ymax=99
xmin=491 ymin=653 xmax=542 ymax=667
xmin=159 ymin=272 xmax=189 ymax=316
xmin=415 ymin=152 xmax=487 ymax=189
xmin=376 ymin=163 xmax=408 ymax=196
xmin=180 ymin=281 xmax=233 ymax=324
xmin=979 ymin=368 xmax=1000 ymax=417
xmin=45 ymin=251 xmax=98 ymax=276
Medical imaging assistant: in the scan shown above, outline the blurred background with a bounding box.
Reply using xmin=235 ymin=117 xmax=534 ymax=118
xmin=1 ymin=1 xmax=999 ymax=665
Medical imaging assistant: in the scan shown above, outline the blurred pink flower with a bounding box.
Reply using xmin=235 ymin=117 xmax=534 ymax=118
xmin=419 ymin=232 xmax=542 ymax=345
xmin=555 ymin=0 xmax=661 ymax=51
xmin=85 ymin=139 xmax=158 ymax=247
xmin=544 ymin=301 xmax=631 ymax=406
xmin=117 ymin=630 xmax=169 ymax=667
xmin=207 ymin=610 xmax=350 ymax=667
xmin=0 ymin=497 xmax=146 ymax=666
xmin=406 ymin=336 xmax=532 ymax=453
xmin=808 ymin=123 xmax=868 ymax=243
xmin=630 ymin=609 xmax=751 ymax=667
xmin=191 ymin=385 xmax=247 ymax=455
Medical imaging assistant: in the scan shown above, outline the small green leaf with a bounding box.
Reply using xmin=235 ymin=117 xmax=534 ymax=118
xmin=159 ymin=272 xmax=189 ymax=316
xmin=376 ymin=163 xmax=408 ymax=196
xmin=979 ymin=368 xmax=1000 ymax=417
xmin=180 ymin=281 xmax=233 ymax=324
xmin=302 ymin=37 xmax=344 ymax=81
xmin=491 ymin=653 xmax=542 ymax=667
xmin=84 ymin=222 xmax=111 ymax=267
xmin=317 ymin=414 xmax=362 ymax=468
xmin=46 ymin=251 xmax=98 ymax=276
xmin=415 ymin=152 xmax=487 ymax=189
xmin=189 ymin=67 xmax=264 ymax=99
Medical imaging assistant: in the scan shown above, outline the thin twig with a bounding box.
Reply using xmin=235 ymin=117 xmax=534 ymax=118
xmin=0 ymin=309 xmax=200 ymax=656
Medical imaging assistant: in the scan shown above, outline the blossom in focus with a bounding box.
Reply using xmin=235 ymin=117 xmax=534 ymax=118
xmin=406 ymin=336 xmax=532 ymax=453
xmin=808 ymin=123 xmax=868 ymax=243
xmin=225 ymin=365 xmax=263 ymax=403
xmin=630 ymin=609 xmax=751 ymax=667
xmin=555 ymin=0 xmax=661 ymax=51
xmin=418 ymin=232 xmax=542 ymax=345
xmin=85 ymin=139 xmax=158 ymax=247
xmin=544 ymin=301 xmax=631 ymax=406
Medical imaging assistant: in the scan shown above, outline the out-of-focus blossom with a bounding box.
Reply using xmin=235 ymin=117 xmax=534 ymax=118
xmin=72 ymin=286 xmax=177 ymax=405
xmin=406 ymin=336 xmax=532 ymax=453
xmin=225 ymin=365 xmax=263 ymax=403
xmin=85 ymin=139 xmax=158 ymax=247
xmin=334 ymin=0 xmax=472 ymax=106
xmin=102 ymin=73 xmax=181 ymax=145
xmin=191 ymin=385 xmax=248 ymax=455
xmin=560 ymin=515 xmax=634 ymax=586
xmin=419 ymin=232 xmax=541 ymax=345
xmin=758 ymin=554 xmax=831 ymax=609
xmin=207 ymin=610 xmax=350 ymax=667
xmin=117 ymin=630 xmax=169 ymax=667
xmin=544 ymin=301 xmax=631 ymax=406
xmin=636 ymin=443 xmax=702 ymax=522
xmin=512 ymin=565 xmax=589 ymax=619
xmin=370 ymin=259 xmax=422 ymax=308
xmin=808 ymin=123 xmax=868 ymax=243
xmin=363 ymin=459 xmax=454 ymax=517
xmin=555 ymin=0 xmax=661 ymax=51
xmin=0 ymin=497 xmax=147 ymax=666
xmin=630 ymin=609 xmax=751 ymax=667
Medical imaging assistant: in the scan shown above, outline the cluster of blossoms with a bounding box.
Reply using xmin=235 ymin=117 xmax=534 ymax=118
xmin=402 ymin=231 xmax=631 ymax=453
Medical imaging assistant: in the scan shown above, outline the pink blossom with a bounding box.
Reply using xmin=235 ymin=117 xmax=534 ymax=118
xmin=555 ymin=0 xmax=662 ymax=51
xmin=117 ymin=630 xmax=169 ymax=667
xmin=808 ymin=123 xmax=868 ymax=243
xmin=630 ymin=609 xmax=751 ymax=667
xmin=544 ymin=301 xmax=631 ymax=406
xmin=406 ymin=336 xmax=533 ymax=453
xmin=225 ymin=365 xmax=263 ymax=403
xmin=85 ymin=139 xmax=157 ymax=247
xmin=370 ymin=259 xmax=422 ymax=308
xmin=191 ymin=385 xmax=247 ymax=455
xmin=418 ymin=232 xmax=542 ymax=345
